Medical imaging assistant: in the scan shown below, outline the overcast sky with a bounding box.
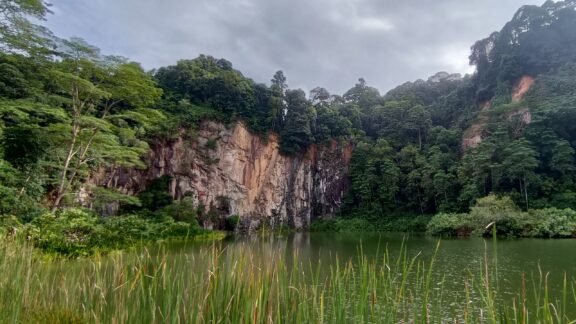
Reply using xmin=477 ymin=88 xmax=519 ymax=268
xmin=44 ymin=0 xmax=544 ymax=95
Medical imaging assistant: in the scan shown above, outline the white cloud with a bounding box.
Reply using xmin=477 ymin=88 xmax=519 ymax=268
xmin=355 ymin=17 xmax=394 ymax=31
xmin=439 ymin=45 xmax=476 ymax=75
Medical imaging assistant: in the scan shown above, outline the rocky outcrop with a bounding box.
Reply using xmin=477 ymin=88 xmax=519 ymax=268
xmin=511 ymin=76 xmax=535 ymax=103
xmin=93 ymin=121 xmax=352 ymax=230
xmin=462 ymin=101 xmax=491 ymax=150
xmin=462 ymin=76 xmax=535 ymax=150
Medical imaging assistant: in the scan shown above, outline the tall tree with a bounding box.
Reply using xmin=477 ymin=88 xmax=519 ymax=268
xmin=279 ymin=89 xmax=313 ymax=155
xmin=268 ymin=70 xmax=287 ymax=131
xmin=502 ymin=139 xmax=539 ymax=209
xmin=49 ymin=38 xmax=162 ymax=211
xmin=0 ymin=0 xmax=53 ymax=56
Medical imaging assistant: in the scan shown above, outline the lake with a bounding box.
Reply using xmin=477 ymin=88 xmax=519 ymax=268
xmin=150 ymin=232 xmax=576 ymax=320
xmin=14 ymin=232 xmax=576 ymax=322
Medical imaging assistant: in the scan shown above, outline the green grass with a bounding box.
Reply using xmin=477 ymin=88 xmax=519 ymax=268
xmin=0 ymin=237 xmax=574 ymax=323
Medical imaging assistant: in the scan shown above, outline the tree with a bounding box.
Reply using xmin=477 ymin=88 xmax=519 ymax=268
xmin=314 ymin=104 xmax=352 ymax=142
xmin=502 ymin=139 xmax=539 ymax=209
xmin=268 ymin=70 xmax=288 ymax=131
xmin=549 ymin=139 xmax=575 ymax=178
xmin=271 ymin=70 xmax=287 ymax=93
xmin=0 ymin=0 xmax=54 ymax=56
xmin=344 ymin=78 xmax=380 ymax=105
xmin=49 ymin=38 xmax=162 ymax=211
xmin=309 ymin=87 xmax=331 ymax=106
xmin=406 ymin=105 xmax=431 ymax=150
xmin=279 ymin=89 xmax=313 ymax=155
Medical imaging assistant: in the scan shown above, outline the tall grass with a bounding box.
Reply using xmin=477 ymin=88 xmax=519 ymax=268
xmin=0 ymin=238 xmax=574 ymax=323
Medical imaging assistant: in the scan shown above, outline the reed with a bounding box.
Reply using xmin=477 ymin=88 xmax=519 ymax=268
xmin=0 ymin=238 xmax=574 ymax=323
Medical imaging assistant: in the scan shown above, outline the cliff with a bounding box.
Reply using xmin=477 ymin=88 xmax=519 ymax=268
xmin=93 ymin=121 xmax=353 ymax=230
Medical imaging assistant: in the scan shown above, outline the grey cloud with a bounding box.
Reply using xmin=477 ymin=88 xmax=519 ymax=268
xmin=44 ymin=0 xmax=543 ymax=94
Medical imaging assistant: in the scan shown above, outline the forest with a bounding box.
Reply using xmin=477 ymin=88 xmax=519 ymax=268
xmin=2 ymin=0 xmax=576 ymax=255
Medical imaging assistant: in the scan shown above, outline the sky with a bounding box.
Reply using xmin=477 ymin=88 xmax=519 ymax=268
xmin=44 ymin=0 xmax=544 ymax=95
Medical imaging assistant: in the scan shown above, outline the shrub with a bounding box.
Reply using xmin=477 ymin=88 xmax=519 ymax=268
xmin=527 ymin=208 xmax=576 ymax=238
xmin=468 ymin=194 xmax=521 ymax=226
xmin=226 ymin=215 xmax=240 ymax=231
xmin=310 ymin=218 xmax=375 ymax=232
xmin=155 ymin=197 xmax=199 ymax=225
xmin=101 ymin=215 xmax=155 ymax=245
xmin=427 ymin=195 xmax=525 ymax=237
xmin=27 ymin=209 xmax=102 ymax=257
xmin=426 ymin=213 xmax=471 ymax=236
xmin=17 ymin=207 xmax=211 ymax=257
xmin=137 ymin=176 xmax=174 ymax=211
xmin=383 ymin=215 xmax=432 ymax=232
xmin=158 ymin=219 xmax=197 ymax=237
xmin=204 ymin=138 xmax=218 ymax=150
xmin=0 ymin=215 xmax=22 ymax=238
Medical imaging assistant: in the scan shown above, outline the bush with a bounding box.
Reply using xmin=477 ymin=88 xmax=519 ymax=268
xmin=204 ymin=138 xmax=218 ymax=150
xmin=469 ymin=195 xmax=519 ymax=221
xmin=313 ymin=215 xmax=431 ymax=233
xmin=0 ymin=215 xmax=22 ymax=238
xmin=226 ymin=215 xmax=240 ymax=231
xmin=426 ymin=213 xmax=471 ymax=236
xmin=159 ymin=219 xmax=198 ymax=237
xmin=27 ymin=209 xmax=102 ymax=257
xmin=427 ymin=195 xmax=527 ymax=237
xmin=526 ymin=208 xmax=576 ymax=238
xmin=101 ymin=215 xmax=155 ymax=245
xmin=155 ymin=197 xmax=199 ymax=225
xmin=310 ymin=218 xmax=375 ymax=232
xmin=382 ymin=215 xmax=431 ymax=232
xmin=12 ymin=207 xmax=211 ymax=258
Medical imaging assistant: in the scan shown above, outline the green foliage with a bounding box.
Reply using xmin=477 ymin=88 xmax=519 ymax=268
xmin=311 ymin=215 xmax=430 ymax=233
xmin=90 ymin=187 xmax=141 ymax=215
xmin=426 ymin=213 xmax=470 ymax=236
xmin=12 ymin=207 xmax=206 ymax=257
xmin=137 ymin=176 xmax=173 ymax=211
xmin=427 ymin=196 xmax=576 ymax=238
xmin=19 ymin=306 xmax=85 ymax=324
xmin=155 ymin=197 xmax=199 ymax=225
xmin=154 ymin=56 xmax=274 ymax=134
xmin=526 ymin=208 xmax=576 ymax=238
xmin=226 ymin=215 xmax=240 ymax=231
xmin=468 ymin=194 xmax=521 ymax=227
xmin=0 ymin=0 xmax=53 ymax=56
xmin=427 ymin=195 xmax=523 ymax=237
xmin=279 ymin=89 xmax=314 ymax=155
xmin=27 ymin=209 xmax=102 ymax=257
xmin=204 ymin=138 xmax=218 ymax=150
xmin=309 ymin=218 xmax=375 ymax=232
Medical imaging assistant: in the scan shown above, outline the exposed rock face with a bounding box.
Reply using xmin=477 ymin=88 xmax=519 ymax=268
xmin=462 ymin=101 xmax=491 ymax=150
xmin=462 ymin=76 xmax=535 ymax=150
xmin=94 ymin=121 xmax=352 ymax=230
xmin=511 ymin=76 xmax=535 ymax=103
